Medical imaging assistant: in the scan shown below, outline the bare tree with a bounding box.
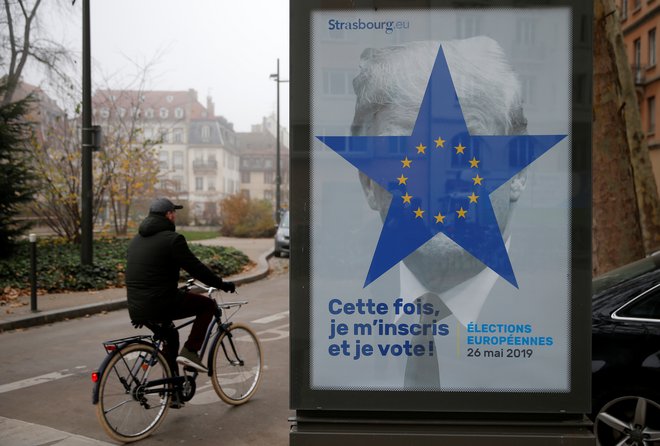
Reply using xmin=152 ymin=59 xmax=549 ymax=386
xmin=1 ymin=0 xmax=74 ymax=106
xmin=29 ymin=58 xmax=163 ymax=239
xmin=593 ymin=0 xmax=660 ymax=275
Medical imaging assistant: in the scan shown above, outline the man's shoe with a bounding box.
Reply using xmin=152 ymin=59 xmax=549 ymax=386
xmin=176 ymin=346 xmax=207 ymax=372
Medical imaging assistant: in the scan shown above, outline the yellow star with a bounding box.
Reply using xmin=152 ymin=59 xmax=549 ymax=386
xmin=414 ymin=207 xmax=425 ymax=218
xmin=416 ymin=143 xmax=426 ymax=154
xmin=434 ymin=212 xmax=445 ymax=224
xmin=402 ymin=192 xmax=413 ymax=204
xmin=456 ymin=207 xmax=467 ymax=218
xmin=401 ymin=157 xmax=412 ymax=168
xmin=472 ymin=174 xmax=483 ymax=185
xmin=397 ymin=174 xmax=408 ymax=185
xmin=434 ymin=136 xmax=446 ymax=148
xmin=455 ymin=143 xmax=466 ymax=154
xmin=468 ymin=192 xmax=479 ymax=203
xmin=469 ymin=157 xmax=480 ymax=168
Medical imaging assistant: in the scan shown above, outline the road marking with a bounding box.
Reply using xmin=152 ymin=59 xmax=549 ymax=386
xmin=0 ymin=416 xmax=114 ymax=445
xmin=0 ymin=369 xmax=81 ymax=395
xmin=251 ymin=311 xmax=289 ymax=325
xmin=255 ymin=323 xmax=289 ymax=342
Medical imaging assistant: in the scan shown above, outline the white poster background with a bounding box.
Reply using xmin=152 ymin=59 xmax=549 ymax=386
xmin=310 ymin=8 xmax=571 ymax=391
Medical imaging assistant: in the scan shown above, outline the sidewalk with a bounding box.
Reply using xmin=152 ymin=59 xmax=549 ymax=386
xmin=0 ymin=237 xmax=274 ymax=332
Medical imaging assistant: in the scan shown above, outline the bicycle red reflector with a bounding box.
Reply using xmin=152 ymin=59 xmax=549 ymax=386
xmin=91 ymin=371 xmax=99 ymax=383
xmin=104 ymin=345 xmax=116 ymax=352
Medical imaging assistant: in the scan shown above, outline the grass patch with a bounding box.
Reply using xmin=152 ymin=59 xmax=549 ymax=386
xmin=0 ymin=237 xmax=250 ymax=297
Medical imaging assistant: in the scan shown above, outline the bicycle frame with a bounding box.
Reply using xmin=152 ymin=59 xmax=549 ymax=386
xmin=92 ymin=305 xmax=243 ymax=404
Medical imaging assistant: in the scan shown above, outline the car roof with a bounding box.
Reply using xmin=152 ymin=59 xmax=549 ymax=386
xmin=592 ymin=250 xmax=660 ymax=295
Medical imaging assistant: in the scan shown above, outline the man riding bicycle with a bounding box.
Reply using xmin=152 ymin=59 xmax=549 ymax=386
xmin=125 ymin=198 xmax=235 ymax=380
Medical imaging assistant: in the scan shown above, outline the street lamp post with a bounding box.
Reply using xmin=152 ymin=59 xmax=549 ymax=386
xmin=81 ymin=0 xmax=93 ymax=265
xmin=270 ymin=58 xmax=288 ymax=224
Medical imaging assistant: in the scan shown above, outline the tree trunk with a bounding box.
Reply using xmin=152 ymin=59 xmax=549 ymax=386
xmin=592 ymin=0 xmax=660 ymax=275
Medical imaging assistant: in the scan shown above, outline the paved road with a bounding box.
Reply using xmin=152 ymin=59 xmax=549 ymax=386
xmin=0 ymin=264 xmax=290 ymax=446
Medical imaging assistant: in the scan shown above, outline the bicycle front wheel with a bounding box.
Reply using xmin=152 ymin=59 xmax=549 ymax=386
xmin=96 ymin=343 xmax=172 ymax=442
xmin=210 ymin=322 xmax=263 ymax=405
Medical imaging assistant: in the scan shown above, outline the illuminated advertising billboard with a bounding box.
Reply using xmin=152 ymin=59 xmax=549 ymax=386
xmin=291 ymin=0 xmax=591 ymax=413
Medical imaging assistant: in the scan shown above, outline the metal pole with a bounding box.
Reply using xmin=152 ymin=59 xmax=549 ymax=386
xmin=81 ymin=0 xmax=93 ymax=265
xmin=275 ymin=58 xmax=281 ymax=224
xmin=29 ymin=234 xmax=37 ymax=312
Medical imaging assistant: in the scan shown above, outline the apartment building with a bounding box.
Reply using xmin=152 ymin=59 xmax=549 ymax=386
xmin=93 ymin=88 xmax=239 ymax=225
xmin=237 ymin=115 xmax=290 ymax=210
xmin=620 ymin=0 xmax=660 ymax=187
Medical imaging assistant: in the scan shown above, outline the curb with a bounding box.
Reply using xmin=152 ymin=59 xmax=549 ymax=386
xmin=0 ymin=249 xmax=274 ymax=332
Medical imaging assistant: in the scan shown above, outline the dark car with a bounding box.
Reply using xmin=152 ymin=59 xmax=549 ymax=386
xmin=592 ymin=251 xmax=660 ymax=445
xmin=274 ymin=210 xmax=289 ymax=257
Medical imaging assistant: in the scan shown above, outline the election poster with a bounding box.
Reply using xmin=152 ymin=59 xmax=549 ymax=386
xmin=308 ymin=7 xmax=577 ymax=394
xmin=290 ymin=1 xmax=592 ymax=414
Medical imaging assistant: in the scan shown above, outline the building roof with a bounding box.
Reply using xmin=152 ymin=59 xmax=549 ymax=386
xmin=93 ymin=89 xmax=207 ymax=120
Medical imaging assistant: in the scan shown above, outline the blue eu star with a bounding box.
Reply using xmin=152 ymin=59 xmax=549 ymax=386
xmin=317 ymin=47 xmax=566 ymax=288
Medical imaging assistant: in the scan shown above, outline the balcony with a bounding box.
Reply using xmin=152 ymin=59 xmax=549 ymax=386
xmin=192 ymin=159 xmax=218 ymax=173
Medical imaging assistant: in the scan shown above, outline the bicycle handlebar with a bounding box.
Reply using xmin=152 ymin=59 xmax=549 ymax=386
xmin=183 ymin=279 xmax=247 ymax=309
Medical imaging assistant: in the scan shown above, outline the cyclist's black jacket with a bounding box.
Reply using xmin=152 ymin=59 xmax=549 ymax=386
xmin=126 ymin=213 xmax=225 ymax=321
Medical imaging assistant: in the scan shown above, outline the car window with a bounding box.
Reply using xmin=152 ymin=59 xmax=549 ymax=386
xmin=616 ymin=284 xmax=660 ymax=320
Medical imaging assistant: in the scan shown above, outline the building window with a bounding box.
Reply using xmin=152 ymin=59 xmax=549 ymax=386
xmin=241 ymin=171 xmax=251 ymax=183
xmin=173 ymin=176 xmax=183 ymax=192
xmin=166 ymin=95 xmax=174 ymax=103
xmin=621 ymin=0 xmax=628 ymax=20
xmin=100 ymin=108 xmax=110 ymax=118
xmin=323 ymin=70 xmax=353 ymax=96
xmin=264 ymin=172 xmax=275 ymax=184
xmin=201 ymin=125 xmax=210 ymax=142
xmin=208 ymin=179 xmax=216 ymax=191
xmin=173 ymin=128 xmax=183 ymax=143
xmin=145 ymin=108 xmax=154 ymax=118
xmin=634 ymin=38 xmax=642 ymax=82
xmin=648 ymin=96 xmax=656 ymax=134
xmin=516 ymin=18 xmax=537 ymax=45
xmin=159 ymin=128 xmax=169 ymax=144
xmin=159 ymin=107 xmax=169 ymax=119
xmin=649 ymin=28 xmax=657 ymax=67
xmin=195 ymin=177 xmax=204 ymax=191
xmin=519 ymin=75 xmax=536 ymax=106
xmin=509 ymin=139 xmax=533 ymax=168
xmin=633 ymin=0 xmax=641 ymax=11
xmin=118 ymin=107 xmax=126 ymax=118
xmin=456 ymin=16 xmax=481 ymax=39
xmin=175 ymin=107 xmax=184 ymax=119
xmin=159 ymin=151 xmax=169 ymax=169
xmin=173 ymin=151 xmax=184 ymax=169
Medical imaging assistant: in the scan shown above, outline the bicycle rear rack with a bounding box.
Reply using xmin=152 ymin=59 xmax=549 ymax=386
xmin=102 ymin=335 xmax=152 ymax=353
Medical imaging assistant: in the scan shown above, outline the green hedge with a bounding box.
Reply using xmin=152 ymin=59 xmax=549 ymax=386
xmin=0 ymin=238 xmax=250 ymax=295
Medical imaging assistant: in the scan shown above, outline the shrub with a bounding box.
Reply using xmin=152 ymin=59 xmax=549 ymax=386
xmin=0 ymin=237 xmax=250 ymax=296
xmin=219 ymin=194 xmax=276 ymax=238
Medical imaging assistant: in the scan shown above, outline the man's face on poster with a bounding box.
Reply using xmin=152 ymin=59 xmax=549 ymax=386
xmin=352 ymin=40 xmax=527 ymax=293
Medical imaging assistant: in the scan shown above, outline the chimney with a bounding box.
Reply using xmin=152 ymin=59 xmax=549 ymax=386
xmin=206 ymin=96 xmax=215 ymax=118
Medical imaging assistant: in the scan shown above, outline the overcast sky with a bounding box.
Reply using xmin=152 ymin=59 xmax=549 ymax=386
xmin=30 ymin=0 xmax=289 ymax=133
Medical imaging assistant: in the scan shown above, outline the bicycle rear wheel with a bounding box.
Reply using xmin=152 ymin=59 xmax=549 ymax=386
xmin=210 ymin=322 xmax=263 ymax=405
xmin=96 ymin=343 xmax=172 ymax=442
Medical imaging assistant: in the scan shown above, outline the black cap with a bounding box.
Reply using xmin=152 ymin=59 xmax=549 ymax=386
xmin=149 ymin=198 xmax=183 ymax=214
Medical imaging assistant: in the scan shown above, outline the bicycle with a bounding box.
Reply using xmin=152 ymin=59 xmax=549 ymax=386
xmin=91 ymin=279 xmax=263 ymax=443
